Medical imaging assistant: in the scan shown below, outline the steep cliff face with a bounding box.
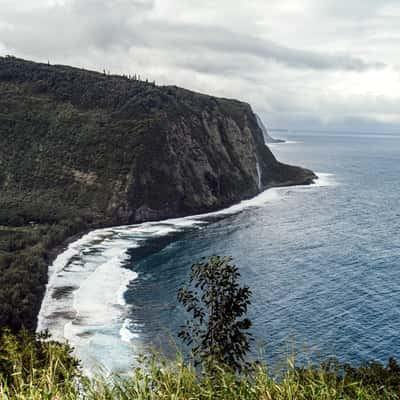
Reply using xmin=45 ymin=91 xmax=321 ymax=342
xmin=0 ymin=57 xmax=315 ymax=227
xmin=127 ymin=93 xmax=315 ymax=223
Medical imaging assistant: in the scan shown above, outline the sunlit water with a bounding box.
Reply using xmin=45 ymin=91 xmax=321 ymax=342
xmin=38 ymin=132 xmax=400 ymax=374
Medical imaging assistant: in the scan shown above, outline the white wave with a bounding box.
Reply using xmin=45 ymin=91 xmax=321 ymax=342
xmin=267 ymin=139 xmax=302 ymax=148
xmin=37 ymin=173 xmax=334 ymax=373
xmin=36 ymin=230 xmax=115 ymax=339
xmin=313 ymin=172 xmax=337 ymax=187
xmin=120 ymin=319 xmax=140 ymax=343
xmin=37 ymin=232 xmax=138 ymax=369
xmin=70 ymin=243 xmax=136 ymax=324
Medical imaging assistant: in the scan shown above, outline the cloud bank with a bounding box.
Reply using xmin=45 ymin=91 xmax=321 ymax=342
xmin=1 ymin=0 xmax=399 ymax=131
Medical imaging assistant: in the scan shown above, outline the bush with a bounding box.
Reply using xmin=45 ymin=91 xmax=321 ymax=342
xmin=178 ymin=256 xmax=252 ymax=372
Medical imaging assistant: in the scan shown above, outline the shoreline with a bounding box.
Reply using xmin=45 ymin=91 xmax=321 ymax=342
xmin=41 ymin=172 xmax=318 ymax=293
xmin=35 ymin=171 xmax=340 ymax=374
xmin=36 ymin=180 xmax=318 ymax=348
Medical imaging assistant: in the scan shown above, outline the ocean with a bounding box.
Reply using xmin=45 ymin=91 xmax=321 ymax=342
xmin=38 ymin=132 xmax=400 ymax=374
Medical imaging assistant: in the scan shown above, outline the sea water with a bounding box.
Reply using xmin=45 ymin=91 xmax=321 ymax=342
xmin=38 ymin=132 xmax=400 ymax=373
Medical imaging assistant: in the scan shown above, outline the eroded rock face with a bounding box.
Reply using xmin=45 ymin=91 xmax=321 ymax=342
xmin=121 ymin=100 xmax=316 ymax=223
xmin=0 ymin=57 xmax=316 ymax=227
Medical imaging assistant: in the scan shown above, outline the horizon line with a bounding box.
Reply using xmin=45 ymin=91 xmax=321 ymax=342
xmin=269 ymin=128 xmax=400 ymax=135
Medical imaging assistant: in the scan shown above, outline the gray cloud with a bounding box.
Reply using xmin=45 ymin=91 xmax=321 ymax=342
xmin=0 ymin=0 xmax=399 ymax=132
xmin=0 ymin=0 xmax=151 ymax=56
xmin=0 ymin=0 xmax=384 ymax=72
xmin=159 ymin=23 xmax=385 ymax=71
xmin=315 ymin=0 xmax=400 ymax=18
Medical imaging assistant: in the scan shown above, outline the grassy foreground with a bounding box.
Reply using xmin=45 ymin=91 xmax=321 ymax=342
xmin=1 ymin=331 xmax=400 ymax=399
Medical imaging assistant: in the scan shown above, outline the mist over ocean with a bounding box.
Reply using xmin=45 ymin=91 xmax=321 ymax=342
xmin=39 ymin=132 xmax=400 ymax=373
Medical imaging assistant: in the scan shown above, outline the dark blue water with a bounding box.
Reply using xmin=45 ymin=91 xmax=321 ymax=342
xmin=125 ymin=133 xmax=400 ymax=366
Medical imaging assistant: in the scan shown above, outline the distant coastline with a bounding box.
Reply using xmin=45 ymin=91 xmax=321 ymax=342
xmin=255 ymin=114 xmax=286 ymax=143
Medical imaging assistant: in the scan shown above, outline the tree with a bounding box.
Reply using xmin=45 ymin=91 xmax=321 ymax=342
xmin=177 ymin=256 xmax=252 ymax=372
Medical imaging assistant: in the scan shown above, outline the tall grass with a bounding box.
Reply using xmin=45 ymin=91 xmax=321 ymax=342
xmin=0 ymin=331 xmax=399 ymax=399
xmin=83 ymin=355 xmax=400 ymax=400
xmin=0 ymin=329 xmax=79 ymax=399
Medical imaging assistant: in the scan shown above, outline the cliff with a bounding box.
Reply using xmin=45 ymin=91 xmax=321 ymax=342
xmin=0 ymin=56 xmax=316 ymax=331
xmin=0 ymin=56 xmax=314 ymax=226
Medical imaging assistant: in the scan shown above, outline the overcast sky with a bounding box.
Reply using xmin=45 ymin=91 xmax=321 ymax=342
xmin=1 ymin=0 xmax=400 ymax=132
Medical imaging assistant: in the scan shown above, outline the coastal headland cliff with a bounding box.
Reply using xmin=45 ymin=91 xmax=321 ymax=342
xmin=0 ymin=56 xmax=316 ymax=331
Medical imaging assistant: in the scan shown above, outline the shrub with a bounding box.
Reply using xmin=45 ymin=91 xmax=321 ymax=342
xmin=177 ymin=256 xmax=252 ymax=372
